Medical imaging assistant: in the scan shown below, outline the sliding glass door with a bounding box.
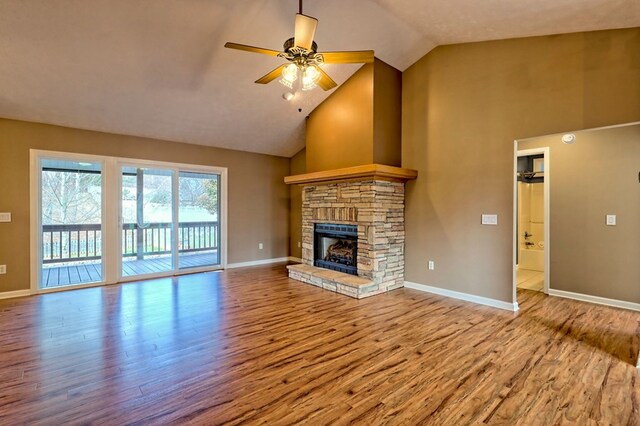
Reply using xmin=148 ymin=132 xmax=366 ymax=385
xmin=39 ymin=158 xmax=104 ymax=288
xmin=121 ymin=166 xmax=175 ymax=278
xmin=178 ymin=172 xmax=220 ymax=269
xmin=119 ymin=166 xmax=223 ymax=279
xmin=32 ymin=150 xmax=226 ymax=291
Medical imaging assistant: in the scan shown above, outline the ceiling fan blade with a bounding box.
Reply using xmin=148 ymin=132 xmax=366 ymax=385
xmin=224 ymin=42 xmax=281 ymax=57
xmin=294 ymin=14 xmax=318 ymax=50
xmin=320 ymin=50 xmax=375 ymax=64
xmin=255 ymin=64 xmax=287 ymax=84
xmin=315 ymin=66 xmax=337 ymax=91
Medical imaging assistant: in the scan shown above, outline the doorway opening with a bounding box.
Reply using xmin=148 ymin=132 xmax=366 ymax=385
xmin=513 ymin=146 xmax=550 ymax=302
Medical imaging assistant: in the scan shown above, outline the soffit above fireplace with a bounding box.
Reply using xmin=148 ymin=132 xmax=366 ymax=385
xmin=284 ymin=163 xmax=418 ymax=186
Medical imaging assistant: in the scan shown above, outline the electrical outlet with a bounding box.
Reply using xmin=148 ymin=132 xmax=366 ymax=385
xmin=0 ymin=265 xmax=6 ymax=274
xmin=258 ymin=243 xmax=264 ymax=250
xmin=428 ymin=261 xmax=435 ymax=270
xmin=297 ymin=241 xmax=301 ymax=248
xmin=606 ymin=215 xmax=616 ymax=226
xmin=0 ymin=213 xmax=11 ymax=223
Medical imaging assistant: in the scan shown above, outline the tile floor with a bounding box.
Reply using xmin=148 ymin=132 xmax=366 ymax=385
xmin=517 ymin=268 xmax=544 ymax=292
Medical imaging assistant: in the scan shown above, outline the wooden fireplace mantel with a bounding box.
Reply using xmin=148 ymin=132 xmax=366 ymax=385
xmin=284 ymin=164 xmax=418 ymax=186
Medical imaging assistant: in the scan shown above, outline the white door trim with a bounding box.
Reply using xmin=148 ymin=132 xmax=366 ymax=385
xmin=513 ymin=144 xmax=550 ymax=302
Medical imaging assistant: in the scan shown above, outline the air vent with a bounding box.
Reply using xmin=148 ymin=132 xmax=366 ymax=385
xmin=315 ymin=223 xmax=357 ymax=236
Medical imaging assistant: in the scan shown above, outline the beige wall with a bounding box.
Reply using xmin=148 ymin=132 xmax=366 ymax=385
xmin=305 ymin=59 xmax=402 ymax=172
xmin=0 ymin=119 xmax=291 ymax=293
xmin=373 ymin=59 xmax=402 ymax=166
xmin=402 ymin=28 xmax=640 ymax=303
xmin=289 ymin=148 xmax=306 ymax=259
xmin=519 ymin=124 xmax=640 ymax=303
xmin=306 ymin=64 xmax=374 ymax=172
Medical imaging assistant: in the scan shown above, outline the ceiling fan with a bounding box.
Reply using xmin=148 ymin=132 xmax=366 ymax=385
xmin=224 ymin=0 xmax=374 ymax=92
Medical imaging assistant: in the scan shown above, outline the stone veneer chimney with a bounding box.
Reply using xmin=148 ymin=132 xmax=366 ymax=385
xmin=285 ymin=164 xmax=417 ymax=298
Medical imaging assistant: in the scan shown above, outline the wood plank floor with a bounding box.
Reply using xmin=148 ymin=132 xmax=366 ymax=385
xmin=42 ymin=251 xmax=219 ymax=287
xmin=0 ymin=264 xmax=638 ymax=424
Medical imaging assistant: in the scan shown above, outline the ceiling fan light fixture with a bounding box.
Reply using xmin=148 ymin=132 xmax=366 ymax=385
xmin=302 ymin=65 xmax=321 ymax=91
xmin=224 ymin=0 xmax=373 ymax=93
xmin=279 ymin=63 xmax=299 ymax=89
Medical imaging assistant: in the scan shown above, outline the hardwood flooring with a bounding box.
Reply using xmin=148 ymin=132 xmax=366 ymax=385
xmin=0 ymin=264 xmax=638 ymax=424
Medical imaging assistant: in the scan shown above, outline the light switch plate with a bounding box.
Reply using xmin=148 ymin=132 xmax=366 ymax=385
xmin=606 ymin=215 xmax=616 ymax=226
xmin=0 ymin=265 xmax=6 ymax=274
xmin=0 ymin=213 xmax=11 ymax=223
xmin=481 ymin=214 xmax=498 ymax=225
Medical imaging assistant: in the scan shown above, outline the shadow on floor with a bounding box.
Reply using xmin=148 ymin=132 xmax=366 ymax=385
xmin=521 ymin=293 xmax=640 ymax=366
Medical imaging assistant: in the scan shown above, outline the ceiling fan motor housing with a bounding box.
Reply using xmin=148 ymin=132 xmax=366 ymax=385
xmin=284 ymin=37 xmax=317 ymax=54
xmin=281 ymin=37 xmax=323 ymax=67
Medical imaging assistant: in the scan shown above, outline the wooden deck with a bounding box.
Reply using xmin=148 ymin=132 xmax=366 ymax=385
xmin=42 ymin=251 xmax=218 ymax=287
xmin=0 ymin=264 xmax=638 ymax=424
xmin=42 ymin=262 xmax=102 ymax=287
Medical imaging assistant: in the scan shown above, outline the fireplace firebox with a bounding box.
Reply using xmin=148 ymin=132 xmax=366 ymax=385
xmin=314 ymin=223 xmax=358 ymax=275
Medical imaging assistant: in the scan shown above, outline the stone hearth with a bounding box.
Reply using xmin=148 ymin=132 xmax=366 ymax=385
xmin=285 ymin=165 xmax=417 ymax=299
xmin=286 ymin=264 xmax=378 ymax=298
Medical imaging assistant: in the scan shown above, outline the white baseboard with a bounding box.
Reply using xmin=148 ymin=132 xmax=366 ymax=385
xmin=0 ymin=289 xmax=32 ymax=300
xmin=548 ymin=288 xmax=640 ymax=312
xmin=226 ymin=257 xmax=292 ymax=269
xmin=404 ymin=281 xmax=519 ymax=312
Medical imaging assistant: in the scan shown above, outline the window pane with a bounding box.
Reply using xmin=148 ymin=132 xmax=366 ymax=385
xmin=121 ymin=167 xmax=174 ymax=277
xmin=40 ymin=159 xmax=103 ymax=288
xmin=178 ymin=171 xmax=220 ymax=269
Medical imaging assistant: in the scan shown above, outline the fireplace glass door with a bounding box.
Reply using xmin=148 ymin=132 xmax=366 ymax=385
xmin=314 ymin=224 xmax=358 ymax=275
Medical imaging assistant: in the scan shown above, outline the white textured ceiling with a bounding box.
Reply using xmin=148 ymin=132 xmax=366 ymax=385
xmin=0 ymin=1 xmax=638 ymax=157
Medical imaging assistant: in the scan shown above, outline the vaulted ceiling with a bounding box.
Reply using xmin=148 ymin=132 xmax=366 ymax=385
xmin=1 ymin=1 xmax=638 ymax=157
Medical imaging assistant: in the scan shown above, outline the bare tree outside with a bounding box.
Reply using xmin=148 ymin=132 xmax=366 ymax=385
xmin=39 ymin=163 xmax=221 ymax=284
xmin=41 ymin=170 xmax=102 ymax=225
xmin=179 ymin=173 xmax=218 ymax=217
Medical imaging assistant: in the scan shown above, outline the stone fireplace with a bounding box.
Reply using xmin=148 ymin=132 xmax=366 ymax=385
xmin=285 ymin=164 xmax=417 ymax=299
